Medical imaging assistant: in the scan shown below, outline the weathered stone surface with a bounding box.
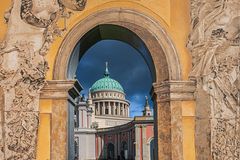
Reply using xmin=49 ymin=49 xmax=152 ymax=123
xmin=0 ymin=87 xmax=4 ymax=160
xmin=188 ymin=0 xmax=240 ymax=159
xmin=0 ymin=0 xmax=87 ymax=159
xmin=152 ymin=81 xmax=196 ymax=160
xmin=51 ymin=100 xmax=68 ymax=160
xmin=195 ymin=88 xmax=211 ymax=160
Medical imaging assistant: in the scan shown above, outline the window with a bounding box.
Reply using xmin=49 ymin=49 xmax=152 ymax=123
xmin=105 ymin=108 xmax=109 ymax=114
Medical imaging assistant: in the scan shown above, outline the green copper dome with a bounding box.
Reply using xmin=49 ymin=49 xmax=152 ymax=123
xmin=90 ymin=62 xmax=124 ymax=93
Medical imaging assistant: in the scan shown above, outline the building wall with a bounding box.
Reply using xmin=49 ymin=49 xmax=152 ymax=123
xmin=96 ymin=119 xmax=154 ymax=160
xmin=95 ymin=115 xmax=132 ymax=128
xmin=74 ymin=100 xmax=96 ymax=160
xmin=75 ymin=131 xmax=96 ymax=160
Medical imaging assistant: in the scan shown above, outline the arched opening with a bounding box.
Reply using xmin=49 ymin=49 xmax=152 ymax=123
xmin=53 ymin=9 xmax=182 ymax=82
xmin=121 ymin=141 xmax=128 ymax=159
xmin=107 ymin=143 xmax=115 ymax=159
xmin=149 ymin=138 xmax=155 ymax=160
xmin=50 ymin=8 xmax=186 ymax=160
xmin=68 ymin=24 xmax=156 ymax=82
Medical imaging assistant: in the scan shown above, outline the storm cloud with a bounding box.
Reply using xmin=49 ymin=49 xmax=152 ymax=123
xmin=76 ymin=40 xmax=153 ymax=117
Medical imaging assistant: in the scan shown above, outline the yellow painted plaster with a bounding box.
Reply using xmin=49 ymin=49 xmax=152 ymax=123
xmin=46 ymin=0 xmax=172 ymax=80
xmin=183 ymin=117 xmax=196 ymax=160
xmin=170 ymin=0 xmax=192 ymax=80
xmin=40 ymin=100 xmax=53 ymax=114
xmin=36 ymin=100 xmax=52 ymax=160
xmin=0 ymin=0 xmax=11 ymax=41
xmin=36 ymin=113 xmax=51 ymax=160
xmin=182 ymin=101 xmax=196 ymax=160
xmin=182 ymin=101 xmax=195 ymax=117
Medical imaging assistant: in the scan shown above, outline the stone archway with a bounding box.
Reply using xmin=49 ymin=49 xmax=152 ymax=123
xmin=45 ymin=8 xmax=195 ymax=159
xmin=53 ymin=8 xmax=182 ymax=81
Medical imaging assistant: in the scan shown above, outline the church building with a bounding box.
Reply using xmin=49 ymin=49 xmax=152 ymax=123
xmin=74 ymin=64 xmax=154 ymax=160
xmin=88 ymin=63 xmax=133 ymax=128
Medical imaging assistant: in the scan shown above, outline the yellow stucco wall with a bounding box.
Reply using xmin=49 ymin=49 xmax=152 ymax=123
xmin=0 ymin=0 xmax=11 ymax=42
xmin=182 ymin=101 xmax=196 ymax=160
xmin=37 ymin=100 xmax=52 ymax=160
xmin=0 ymin=1 xmax=195 ymax=160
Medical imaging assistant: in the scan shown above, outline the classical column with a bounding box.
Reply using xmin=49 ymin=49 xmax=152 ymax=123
xmin=88 ymin=112 xmax=92 ymax=128
xmin=108 ymin=102 xmax=112 ymax=115
xmin=142 ymin=125 xmax=147 ymax=160
xmin=40 ymin=80 xmax=82 ymax=160
xmin=102 ymin=102 xmax=106 ymax=115
xmin=152 ymin=81 xmax=195 ymax=160
xmin=96 ymin=136 xmax=101 ymax=158
xmin=95 ymin=102 xmax=97 ymax=115
xmin=79 ymin=109 xmax=83 ymax=128
xmin=135 ymin=125 xmax=141 ymax=159
xmin=117 ymin=102 xmax=120 ymax=116
xmin=98 ymin=102 xmax=100 ymax=115
xmin=113 ymin=103 xmax=116 ymax=116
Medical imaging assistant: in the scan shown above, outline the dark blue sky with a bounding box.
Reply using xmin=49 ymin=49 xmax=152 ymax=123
xmin=76 ymin=40 xmax=153 ymax=117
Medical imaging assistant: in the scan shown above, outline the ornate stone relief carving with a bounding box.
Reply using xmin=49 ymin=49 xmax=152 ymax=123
xmin=0 ymin=0 xmax=86 ymax=159
xmin=188 ymin=0 xmax=240 ymax=159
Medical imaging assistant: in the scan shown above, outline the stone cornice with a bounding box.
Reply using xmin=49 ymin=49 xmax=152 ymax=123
xmin=93 ymin=99 xmax=130 ymax=105
xmin=40 ymin=80 xmax=82 ymax=99
xmin=96 ymin=118 xmax=154 ymax=134
xmin=74 ymin=128 xmax=97 ymax=134
xmin=151 ymin=80 xmax=196 ymax=102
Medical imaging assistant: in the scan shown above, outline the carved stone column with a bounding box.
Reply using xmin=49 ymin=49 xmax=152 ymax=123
xmin=40 ymin=80 xmax=81 ymax=160
xmin=152 ymin=80 xmax=195 ymax=160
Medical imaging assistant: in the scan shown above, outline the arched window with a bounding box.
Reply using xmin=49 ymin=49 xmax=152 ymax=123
xmin=149 ymin=138 xmax=155 ymax=160
xmin=107 ymin=143 xmax=115 ymax=159
xmin=121 ymin=141 xmax=128 ymax=159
